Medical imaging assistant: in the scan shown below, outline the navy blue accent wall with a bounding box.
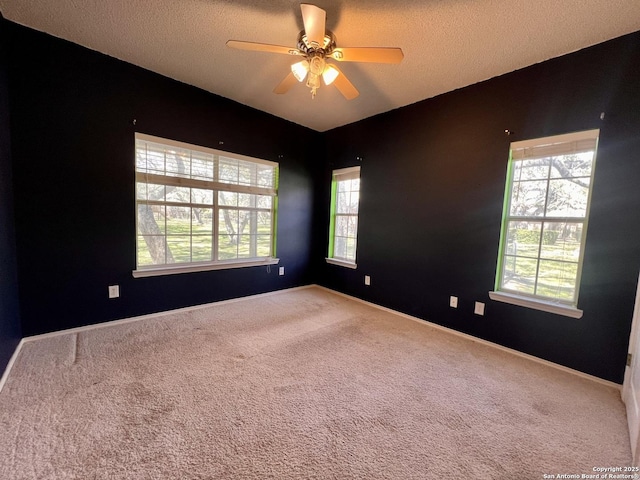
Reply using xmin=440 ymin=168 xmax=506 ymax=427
xmin=0 ymin=16 xmax=21 ymax=372
xmin=5 ymin=23 xmax=323 ymax=337
xmin=320 ymin=31 xmax=640 ymax=383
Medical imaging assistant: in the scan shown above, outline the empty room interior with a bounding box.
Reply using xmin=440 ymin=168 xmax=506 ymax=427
xmin=1 ymin=1 xmax=640 ymax=478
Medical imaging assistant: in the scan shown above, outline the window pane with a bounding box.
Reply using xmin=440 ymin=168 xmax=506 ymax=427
xmin=501 ymin=256 xmax=537 ymax=295
xmin=257 ymin=195 xmax=272 ymax=209
xmin=191 ymin=188 xmax=213 ymax=205
xmin=138 ymin=205 xmax=165 ymax=234
xmin=191 ymin=152 xmax=214 ymax=180
xmin=238 ymin=165 xmax=253 ymax=186
xmin=345 ymin=238 xmax=357 ymax=261
xmin=218 ymin=236 xmax=237 ymax=260
xmin=219 ymin=158 xmax=239 ymax=183
xmin=258 ymin=212 xmax=272 ymax=236
xmin=219 ymin=191 xmax=237 ymax=206
xmin=165 ymin=150 xmax=190 ymax=178
xmin=334 ymin=236 xmax=347 ymax=259
xmin=166 ymin=186 xmax=191 ymax=204
xmin=546 ymin=179 xmax=589 ymax=217
xmin=166 ymin=236 xmax=191 ymax=263
xmin=147 ymin=184 xmax=165 ymax=201
xmin=506 ymin=221 xmax=541 ymax=259
xmin=513 ymin=158 xmax=549 ymax=181
xmin=347 ymin=216 xmax=358 ymax=238
xmin=192 ymin=208 xmax=212 ymax=234
xmin=166 ymin=207 xmax=191 ymax=234
xmin=238 ymin=193 xmax=252 ymax=207
xmin=238 ymin=235 xmax=252 ymax=258
xmin=549 ymin=152 xmax=593 ymax=179
xmin=137 ymin=235 xmax=160 ymax=266
xmin=257 ymin=235 xmax=271 ymax=257
xmin=536 ymin=260 xmax=578 ymax=301
xmin=257 ymin=164 xmax=275 ymax=188
xmin=540 ymin=222 xmax=583 ymax=262
xmin=136 ymin=182 xmax=148 ymax=200
xmin=509 ymin=180 xmax=547 ymax=217
xmin=335 ymin=215 xmax=349 ymax=238
xmin=192 ymin=236 xmax=212 ymax=262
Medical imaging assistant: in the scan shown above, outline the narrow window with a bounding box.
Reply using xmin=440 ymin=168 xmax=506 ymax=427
xmin=490 ymin=129 xmax=599 ymax=318
xmin=133 ymin=133 xmax=278 ymax=277
xmin=327 ymin=166 xmax=360 ymax=268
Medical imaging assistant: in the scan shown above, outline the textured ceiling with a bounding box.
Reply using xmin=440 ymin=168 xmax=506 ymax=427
xmin=1 ymin=1 xmax=640 ymax=132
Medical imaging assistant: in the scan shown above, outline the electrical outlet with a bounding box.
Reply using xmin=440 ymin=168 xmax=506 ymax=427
xmin=450 ymin=296 xmax=458 ymax=308
xmin=474 ymin=301 xmax=485 ymax=315
xmin=108 ymin=285 xmax=120 ymax=299
xmin=364 ymin=275 xmax=371 ymax=286
xmin=279 ymin=266 xmax=285 ymax=276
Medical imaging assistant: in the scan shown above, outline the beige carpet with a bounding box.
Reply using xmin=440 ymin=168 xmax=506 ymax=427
xmin=0 ymin=286 xmax=631 ymax=479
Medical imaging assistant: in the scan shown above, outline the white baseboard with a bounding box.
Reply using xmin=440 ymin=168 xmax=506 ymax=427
xmin=0 ymin=338 xmax=25 ymax=394
xmin=314 ymin=285 xmax=622 ymax=390
xmin=626 ymin=378 xmax=640 ymax=462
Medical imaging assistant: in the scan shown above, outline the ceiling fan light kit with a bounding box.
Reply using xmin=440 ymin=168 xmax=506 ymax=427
xmin=226 ymin=3 xmax=404 ymax=100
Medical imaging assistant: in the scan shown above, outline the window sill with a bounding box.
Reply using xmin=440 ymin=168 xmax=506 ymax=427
xmin=132 ymin=257 xmax=280 ymax=278
xmin=325 ymin=258 xmax=357 ymax=269
xmin=489 ymin=291 xmax=583 ymax=319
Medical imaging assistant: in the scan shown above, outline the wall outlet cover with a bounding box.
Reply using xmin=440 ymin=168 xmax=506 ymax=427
xmin=474 ymin=301 xmax=485 ymax=315
xmin=450 ymin=296 xmax=458 ymax=308
xmin=108 ymin=285 xmax=120 ymax=299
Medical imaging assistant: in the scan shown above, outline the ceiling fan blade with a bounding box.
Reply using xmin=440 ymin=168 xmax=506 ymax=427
xmin=273 ymin=72 xmax=298 ymax=95
xmin=330 ymin=47 xmax=404 ymax=64
xmin=331 ymin=66 xmax=359 ymax=100
xmin=226 ymin=40 xmax=300 ymax=56
xmin=300 ymin=4 xmax=326 ymax=47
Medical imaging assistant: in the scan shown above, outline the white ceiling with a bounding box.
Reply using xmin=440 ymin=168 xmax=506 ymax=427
xmin=1 ymin=1 xmax=640 ymax=132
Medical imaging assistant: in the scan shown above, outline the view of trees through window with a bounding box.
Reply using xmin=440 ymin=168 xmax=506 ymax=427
xmin=135 ymin=135 xmax=277 ymax=269
xmin=498 ymin=132 xmax=597 ymax=305
xmin=330 ymin=167 xmax=360 ymax=264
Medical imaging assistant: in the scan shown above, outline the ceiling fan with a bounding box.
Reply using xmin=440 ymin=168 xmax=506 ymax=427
xmin=226 ymin=4 xmax=404 ymax=100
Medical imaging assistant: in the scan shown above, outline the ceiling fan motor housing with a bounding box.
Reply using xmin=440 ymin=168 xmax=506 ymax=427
xmin=297 ymin=30 xmax=336 ymax=58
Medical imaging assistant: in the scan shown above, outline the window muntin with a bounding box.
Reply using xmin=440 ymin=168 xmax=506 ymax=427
xmin=328 ymin=166 xmax=360 ymax=265
xmin=495 ymin=130 xmax=598 ymax=307
xmin=134 ymin=133 xmax=278 ymax=274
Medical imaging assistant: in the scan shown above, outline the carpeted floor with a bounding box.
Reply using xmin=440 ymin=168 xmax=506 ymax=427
xmin=0 ymin=286 xmax=632 ymax=479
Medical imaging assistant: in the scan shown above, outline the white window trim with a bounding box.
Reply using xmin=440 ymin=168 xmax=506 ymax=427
xmin=132 ymin=257 xmax=280 ymax=278
xmin=492 ymin=129 xmax=599 ymax=315
xmin=326 ymin=166 xmax=361 ymax=267
xmin=134 ymin=133 xmax=278 ymax=276
xmin=325 ymin=257 xmax=357 ymax=269
xmin=489 ymin=291 xmax=583 ymax=319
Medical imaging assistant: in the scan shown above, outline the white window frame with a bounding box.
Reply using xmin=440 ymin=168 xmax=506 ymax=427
xmin=133 ymin=133 xmax=279 ymax=278
xmin=326 ymin=166 xmax=361 ymax=269
xmin=489 ymin=129 xmax=599 ymax=318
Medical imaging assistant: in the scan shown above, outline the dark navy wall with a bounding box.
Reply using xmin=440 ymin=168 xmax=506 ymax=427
xmin=0 ymin=16 xmax=21 ymax=372
xmin=2 ymin=17 xmax=639 ymax=383
xmin=5 ymin=22 xmax=324 ymax=337
xmin=320 ymin=31 xmax=640 ymax=383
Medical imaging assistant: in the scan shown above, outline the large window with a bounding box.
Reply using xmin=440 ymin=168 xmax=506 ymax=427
xmin=490 ymin=129 xmax=599 ymax=317
xmin=133 ymin=133 xmax=278 ymax=277
xmin=327 ymin=166 xmax=360 ymax=268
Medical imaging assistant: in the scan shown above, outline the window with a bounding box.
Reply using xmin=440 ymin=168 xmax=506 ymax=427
xmin=326 ymin=166 xmax=360 ymax=268
xmin=133 ymin=133 xmax=278 ymax=277
xmin=490 ymin=129 xmax=599 ymax=318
